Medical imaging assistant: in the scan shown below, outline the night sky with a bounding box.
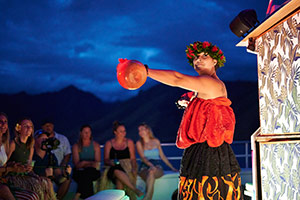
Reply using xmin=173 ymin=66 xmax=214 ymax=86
xmin=0 ymin=0 xmax=269 ymax=102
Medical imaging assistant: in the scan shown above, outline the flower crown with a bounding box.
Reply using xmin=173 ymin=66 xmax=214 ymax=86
xmin=185 ymin=41 xmax=226 ymax=68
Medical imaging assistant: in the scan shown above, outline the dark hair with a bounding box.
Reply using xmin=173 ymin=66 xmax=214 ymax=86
xmin=80 ymin=124 xmax=92 ymax=132
xmin=0 ymin=112 xmax=8 ymax=120
xmin=112 ymin=120 xmax=124 ymax=134
xmin=41 ymin=119 xmax=54 ymax=126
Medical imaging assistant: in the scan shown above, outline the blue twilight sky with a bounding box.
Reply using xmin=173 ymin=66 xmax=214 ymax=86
xmin=0 ymin=0 xmax=269 ymax=102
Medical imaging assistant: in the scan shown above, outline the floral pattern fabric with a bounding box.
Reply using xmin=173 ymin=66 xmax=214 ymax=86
xmin=256 ymin=11 xmax=300 ymax=134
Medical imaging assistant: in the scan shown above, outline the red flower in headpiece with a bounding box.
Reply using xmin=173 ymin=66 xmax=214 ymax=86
xmin=202 ymin=41 xmax=210 ymax=48
xmin=193 ymin=43 xmax=198 ymax=50
xmin=186 ymin=41 xmax=226 ymax=67
xmin=188 ymin=49 xmax=195 ymax=57
xmin=212 ymin=46 xmax=218 ymax=52
xmin=187 ymin=53 xmax=192 ymax=59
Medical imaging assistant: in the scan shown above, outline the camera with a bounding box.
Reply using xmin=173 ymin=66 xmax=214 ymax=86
xmin=41 ymin=137 xmax=60 ymax=152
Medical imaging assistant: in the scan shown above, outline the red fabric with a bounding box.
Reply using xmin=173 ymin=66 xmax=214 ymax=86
xmin=182 ymin=91 xmax=194 ymax=100
xmin=176 ymin=97 xmax=235 ymax=149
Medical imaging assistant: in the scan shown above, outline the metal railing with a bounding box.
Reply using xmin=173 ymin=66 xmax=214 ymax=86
xmin=100 ymin=140 xmax=252 ymax=169
xmin=159 ymin=140 xmax=252 ymax=169
xmin=231 ymin=140 xmax=251 ymax=169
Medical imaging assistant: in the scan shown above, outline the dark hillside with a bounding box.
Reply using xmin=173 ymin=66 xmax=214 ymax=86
xmin=0 ymin=82 xmax=259 ymax=144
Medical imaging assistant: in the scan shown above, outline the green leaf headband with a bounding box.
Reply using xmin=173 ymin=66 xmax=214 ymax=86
xmin=185 ymin=41 xmax=226 ymax=68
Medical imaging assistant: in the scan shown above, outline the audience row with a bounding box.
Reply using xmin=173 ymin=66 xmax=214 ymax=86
xmin=0 ymin=112 xmax=177 ymax=200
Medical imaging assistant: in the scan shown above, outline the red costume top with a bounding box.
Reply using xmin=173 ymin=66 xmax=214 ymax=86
xmin=176 ymin=95 xmax=235 ymax=149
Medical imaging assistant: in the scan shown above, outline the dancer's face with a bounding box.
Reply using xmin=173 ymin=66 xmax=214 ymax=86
xmin=193 ymin=52 xmax=217 ymax=74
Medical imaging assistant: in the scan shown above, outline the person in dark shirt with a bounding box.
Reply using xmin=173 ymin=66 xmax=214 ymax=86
xmin=102 ymin=121 xmax=143 ymax=199
xmin=33 ymin=131 xmax=72 ymax=200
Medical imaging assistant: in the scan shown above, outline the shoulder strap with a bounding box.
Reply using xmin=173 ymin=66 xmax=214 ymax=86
xmin=110 ymin=140 xmax=114 ymax=149
xmin=14 ymin=138 xmax=19 ymax=146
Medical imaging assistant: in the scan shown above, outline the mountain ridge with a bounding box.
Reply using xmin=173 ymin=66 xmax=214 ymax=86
xmin=1 ymin=81 xmax=260 ymax=145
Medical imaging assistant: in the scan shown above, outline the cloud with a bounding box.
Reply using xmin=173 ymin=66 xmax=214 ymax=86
xmin=0 ymin=0 xmax=265 ymax=101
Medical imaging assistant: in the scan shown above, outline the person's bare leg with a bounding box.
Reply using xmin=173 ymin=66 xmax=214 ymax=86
xmin=115 ymin=179 xmax=124 ymax=190
xmin=143 ymin=167 xmax=163 ymax=200
xmin=0 ymin=184 xmax=15 ymax=200
xmin=114 ymin=169 xmax=144 ymax=197
xmin=73 ymin=193 xmax=81 ymax=200
xmin=56 ymin=179 xmax=71 ymax=200
xmin=144 ymin=170 xmax=155 ymax=200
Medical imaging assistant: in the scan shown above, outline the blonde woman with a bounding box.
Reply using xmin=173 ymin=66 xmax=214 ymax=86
xmin=0 ymin=112 xmax=10 ymax=166
xmin=6 ymin=117 xmax=56 ymax=200
xmin=136 ymin=123 xmax=177 ymax=200
xmin=8 ymin=118 xmax=35 ymax=166
xmin=0 ymin=113 xmax=39 ymax=200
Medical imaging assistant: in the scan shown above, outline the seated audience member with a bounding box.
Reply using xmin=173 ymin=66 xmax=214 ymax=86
xmin=0 ymin=112 xmax=39 ymax=200
xmin=7 ymin=117 xmax=56 ymax=200
xmin=8 ymin=118 xmax=35 ymax=165
xmin=101 ymin=121 xmax=143 ymax=200
xmin=40 ymin=120 xmax=72 ymax=167
xmin=136 ymin=123 xmax=178 ymax=200
xmin=72 ymin=125 xmax=101 ymax=199
xmin=36 ymin=120 xmax=72 ymax=197
xmin=33 ymin=130 xmax=72 ymax=200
